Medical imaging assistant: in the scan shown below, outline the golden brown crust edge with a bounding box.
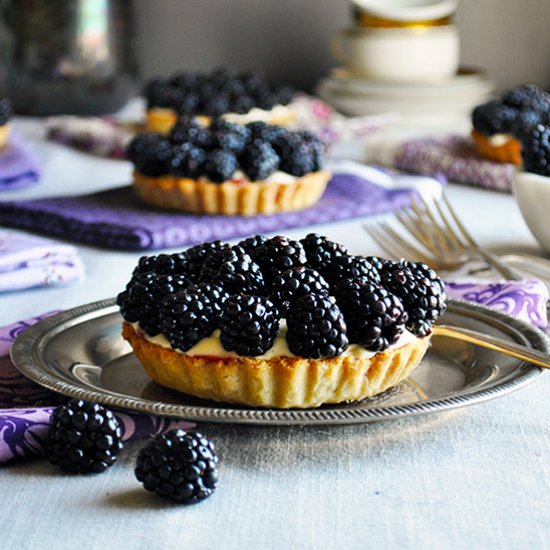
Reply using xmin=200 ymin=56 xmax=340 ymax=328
xmin=471 ymin=128 xmax=522 ymax=166
xmin=0 ymin=124 xmax=11 ymax=149
xmin=122 ymin=322 xmax=430 ymax=409
xmin=132 ymin=170 xmax=331 ymax=215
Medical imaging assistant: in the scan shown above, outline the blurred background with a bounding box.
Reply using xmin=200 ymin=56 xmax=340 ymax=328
xmin=132 ymin=0 xmax=550 ymax=93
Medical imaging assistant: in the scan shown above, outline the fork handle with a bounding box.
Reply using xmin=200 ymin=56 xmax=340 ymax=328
xmin=434 ymin=324 xmax=550 ymax=369
xmin=476 ymin=249 xmax=524 ymax=281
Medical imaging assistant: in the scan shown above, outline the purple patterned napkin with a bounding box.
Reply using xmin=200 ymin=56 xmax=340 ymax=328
xmin=0 ymin=313 xmax=195 ymax=464
xmin=0 ymin=230 xmax=84 ymax=292
xmin=0 ymin=129 xmax=41 ymax=190
xmin=393 ymin=135 xmax=515 ymax=192
xmin=0 ymin=172 xmax=417 ymax=251
xmin=1 ymin=277 xmax=547 ymax=463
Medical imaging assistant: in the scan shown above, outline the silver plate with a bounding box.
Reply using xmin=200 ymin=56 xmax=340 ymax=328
xmin=10 ymin=298 xmax=550 ymax=425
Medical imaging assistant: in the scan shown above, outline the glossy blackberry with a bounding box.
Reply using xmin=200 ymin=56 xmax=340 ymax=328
xmin=519 ymin=123 xmax=550 ymax=176
xmin=250 ymin=236 xmax=307 ymax=284
xmin=275 ymin=134 xmax=315 ymax=176
xmin=336 ymin=281 xmax=408 ymax=351
xmin=270 ymin=267 xmax=330 ymax=315
xmin=380 ymin=260 xmax=446 ymax=337
xmin=365 ymin=256 xmax=391 ymax=273
xmin=184 ymin=241 xmax=230 ymax=281
xmin=324 ymin=254 xmax=381 ymax=288
xmin=220 ymin=294 xmax=280 ymax=356
xmin=135 ymin=429 xmax=218 ymax=504
xmin=471 ymin=101 xmax=519 ymax=136
xmin=45 ymin=399 xmax=123 ymax=474
xmin=133 ymin=252 xmax=188 ymax=276
xmin=300 ymin=233 xmax=348 ymax=275
xmin=169 ymin=118 xmax=211 ymax=148
xmin=161 ymin=284 xmax=228 ymax=351
xmin=126 ymin=133 xmax=173 ymax=176
xmin=240 ymin=142 xmax=280 ymax=181
xmin=117 ymin=272 xmax=188 ymax=336
xmin=170 ymin=143 xmax=207 ymax=178
xmin=237 ymin=234 xmax=269 ymax=255
xmin=210 ymin=120 xmax=251 ymax=154
xmin=286 ymin=294 xmax=349 ymax=358
xmin=204 ymin=149 xmax=238 ymax=182
xmin=0 ymin=98 xmax=12 ymax=125
xmin=204 ymin=245 xmax=265 ymax=294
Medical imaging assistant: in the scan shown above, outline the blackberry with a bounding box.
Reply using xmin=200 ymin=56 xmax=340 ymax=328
xmin=210 ymin=120 xmax=250 ymax=154
xmin=502 ymin=84 xmax=550 ymax=113
xmin=232 ymin=95 xmax=256 ymax=114
xmin=45 ymin=399 xmax=123 ymax=474
xmin=184 ymin=241 xmax=230 ymax=281
xmin=169 ymin=118 xmax=211 ymax=148
xmin=161 ymin=284 xmax=228 ymax=351
xmin=336 ymin=281 xmax=408 ymax=351
xmin=0 ymin=97 xmax=12 ymax=125
xmin=286 ymin=294 xmax=349 ymax=358
xmin=240 ymin=142 xmax=280 ymax=181
xmin=275 ymin=134 xmax=315 ymax=176
xmin=204 ymin=149 xmax=238 ymax=182
xmin=126 ymin=133 xmax=173 ymax=176
xmin=133 ymin=252 xmax=188 ymax=276
xmin=176 ymin=93 xmax=201 ymax=115
xmin=203 ymin=94 xmax=231 ymax=117
xmin=237 ymin=234 xmax=269 ymax=255
xmin=297 ymin=131 xmax=325 ymax=171
xmin=514 ymin=109 xmax=548 ymax=140
xmin=203 ymin=245 xmax=265 ymax=294
xmin=380 ymin=260 xmax=446 ymax=337
xmin=324 ymin=254 xmax=381 ymax=288
xmin=471 ymin=101 xmax=518 ymax=135
xmin=519 ymin=123 xmax=550 ymax=176
xmin=270 ymin=267 xmax=330 ymax=315
xmin=145 ymin=78 xmax=176 ymax=108
xmin=135 ymin=429 xmax=218 ymax=504
xmin=170 ymin=143 xmax=207 ymax=178
xmin=220 ymin=294 xmax=280 ymax=356
xmin=116 ymin=272 xmax=188 ymax=336
xmin=272 ymin=84 xmax=295 ymax=105
xmin=251 ymin=236 xmax=307 ymax=284
xmin=300 ymin=233 xmax=348 ymax=276
xmin=365 ymin=256 xmax=391 ymax=273
xmin=246 ymin=121 xmax=288 ymax=145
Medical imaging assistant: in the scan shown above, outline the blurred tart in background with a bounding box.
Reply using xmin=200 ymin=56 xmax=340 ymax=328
xmin=0 ymin=98 xmax=12 ymax=149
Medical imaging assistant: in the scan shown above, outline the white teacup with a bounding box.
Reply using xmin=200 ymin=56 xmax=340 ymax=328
xmin=331 ymin=25 xmax=460 ymax=82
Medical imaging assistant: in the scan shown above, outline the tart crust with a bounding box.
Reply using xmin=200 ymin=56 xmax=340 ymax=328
xmin=0 ymin=124 xmax=11 ymax=149
xmin=132 ymin=169 xmax=331 ymax=215
xmin=146 ymin=106 xmax=296 ymax=134
xmin=471 ymin=128 xmax=522 ymax=166
xmin=122 ymin=322 xmax=430 ymax=409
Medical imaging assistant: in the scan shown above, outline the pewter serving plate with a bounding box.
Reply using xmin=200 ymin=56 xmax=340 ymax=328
xmin=10 ymin=298 xmax=549 ymax=425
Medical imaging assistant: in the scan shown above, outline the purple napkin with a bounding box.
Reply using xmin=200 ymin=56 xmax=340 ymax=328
xmin=393 ymin=135 xmax=515 ymax=192
xmin=0 ymin=312 xmax=195 ymax=464
xmin=0 ymin=230 xmax=84 ymax=292
xmin=0 ymin=129 xmax=41 ymax=190
xmin=2 ymin=277 xmax=547 ymax=463
xmin=0 ymin=173 xmax=415 ymax=251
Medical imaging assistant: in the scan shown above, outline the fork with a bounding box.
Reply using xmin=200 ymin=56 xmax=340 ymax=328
xmin=364 ymin=192 xmax=523 ymax=280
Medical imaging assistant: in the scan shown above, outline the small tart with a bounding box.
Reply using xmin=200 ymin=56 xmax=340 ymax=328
xmin=471 ymin=128 xmax=522 ymax=166
xmin=132 ymin=170 xmax=331 ymax=216
xmin=0 ymin=124 xmax=11 ymax=149
xmin=146 ymin=105 xmax=296 ymax=134
xmin=122 ymin=322 xmax=429 ymax=409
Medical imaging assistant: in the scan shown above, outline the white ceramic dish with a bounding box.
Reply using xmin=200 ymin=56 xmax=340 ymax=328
xmin=331 ymin=24 xmax=459 ymax=81
xmin=512 ymin=170 xmax=550 ymax=253
xmin=351 ymin=0 xmax=458 ymax=22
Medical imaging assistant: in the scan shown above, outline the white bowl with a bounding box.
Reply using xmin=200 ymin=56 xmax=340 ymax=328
xmin=351 ymin=0 xmax=458 ymax=22
xmin=512 ymin=170 xmax=550 ymax=253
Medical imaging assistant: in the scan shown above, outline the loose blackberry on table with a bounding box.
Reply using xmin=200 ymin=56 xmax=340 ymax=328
xmin=45 ymin=399 xmax=123 ymax=474
xmin=135 ymin=429 xmax=218 ymax=504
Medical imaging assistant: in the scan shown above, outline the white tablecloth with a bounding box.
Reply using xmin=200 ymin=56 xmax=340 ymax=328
xmin=2 ymin=117 xmax=550 ymax=550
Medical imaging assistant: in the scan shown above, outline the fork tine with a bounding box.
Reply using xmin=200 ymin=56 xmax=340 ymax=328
xmin=441 ymin=193 xmax=478 ymax=248
xmin=364 ymin=222 xmax=408 ymax=259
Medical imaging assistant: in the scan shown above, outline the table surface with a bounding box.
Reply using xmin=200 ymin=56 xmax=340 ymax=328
xmin=2 ymin=116 xmax=550 ymax=550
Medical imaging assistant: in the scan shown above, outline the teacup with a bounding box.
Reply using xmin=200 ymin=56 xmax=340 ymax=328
xmin=331 ymin=24 xmax=460 ymax=82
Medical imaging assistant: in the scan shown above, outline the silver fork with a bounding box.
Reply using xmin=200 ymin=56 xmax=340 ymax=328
xmin=364 ymin=192 xmax=523 ymax=280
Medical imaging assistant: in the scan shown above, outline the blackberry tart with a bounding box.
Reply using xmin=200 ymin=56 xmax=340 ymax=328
xmin=126 ymin=121 xmax=331 ymax=215
xmin=118 ymin=235 xmax=446 ymax=409
xmin=471 ymin=84 xmax=550 ymax=165
xmin=0 ymin=98 xmax=12 ymax=149
xmin=145 ymin=68 xmax=296 ymax=134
